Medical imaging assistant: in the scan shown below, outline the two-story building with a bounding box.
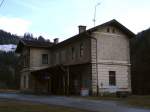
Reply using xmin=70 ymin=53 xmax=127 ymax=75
xmin=16 ymin=19 xmax=135 ymax=95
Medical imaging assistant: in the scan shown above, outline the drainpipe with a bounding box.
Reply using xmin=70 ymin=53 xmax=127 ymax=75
xmin=90 ymin=36 xmax=99 ymax=96
xmin=67 ymin=66 xmax=70 ymax=96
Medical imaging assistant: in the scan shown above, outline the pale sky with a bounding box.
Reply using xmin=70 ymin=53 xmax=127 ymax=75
xmin=0 ymin=0 xmax=150 ymax=41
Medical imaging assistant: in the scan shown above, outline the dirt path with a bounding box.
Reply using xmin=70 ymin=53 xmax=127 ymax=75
xmin=0 ymin=93 xmax=149 ymax=112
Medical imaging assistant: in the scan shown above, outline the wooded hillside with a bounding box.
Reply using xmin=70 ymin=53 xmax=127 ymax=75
xmin=131 ymin=28 xmax=150 ymax=94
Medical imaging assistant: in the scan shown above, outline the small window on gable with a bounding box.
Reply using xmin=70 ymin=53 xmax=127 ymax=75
xmin=107 ymin=27 xmax=110 ymax=32
xmin=112 ymin=28 xmax=115 ymax=33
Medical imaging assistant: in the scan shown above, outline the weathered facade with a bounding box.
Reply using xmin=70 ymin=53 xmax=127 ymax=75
xmin=16 ymin=19 xmax=135 ymax=95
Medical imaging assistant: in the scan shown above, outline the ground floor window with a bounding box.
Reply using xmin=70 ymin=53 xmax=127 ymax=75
xmin=23 ymin=75 xmax=26 ymax=88
xmin=109 ymin=71 xmax=116 ymax=86
xmin=23 ymin=75 xmax=28 ymax=89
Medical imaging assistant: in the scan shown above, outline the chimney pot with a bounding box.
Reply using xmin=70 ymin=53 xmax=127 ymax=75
xmin=78 ymin=25 xmax=86 ymax=34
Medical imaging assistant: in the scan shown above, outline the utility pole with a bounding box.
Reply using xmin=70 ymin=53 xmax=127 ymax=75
xmin=93 ymin=2 xmax=101 ymax=27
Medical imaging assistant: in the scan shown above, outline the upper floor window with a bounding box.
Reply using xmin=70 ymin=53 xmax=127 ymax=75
xmin=109 ymin=71 xmax=116 ymax=86
xmin=42 ymin=54 xmax=48 ymax=64
xmin=23 ymin=55 xmax=28 ymax=67
xmin=107 ymin=27 xmax=110 ymax=32
xmin=61 ymin=50 xmax=66 ymax=62
xmin=80 ymin=43 xmax=84 ymax=57
xmin=71 ymin=47 xmax=75 ymax=60
xmin=112 ymin=28 xmax=115 ymax=33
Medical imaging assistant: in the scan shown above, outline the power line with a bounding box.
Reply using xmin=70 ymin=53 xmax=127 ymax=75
xmin=0 ymin=0 xmax=5 ymax=8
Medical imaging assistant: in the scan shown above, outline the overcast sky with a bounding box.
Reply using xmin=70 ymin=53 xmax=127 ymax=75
xmin=0 ymin=0 xmax=150 ymax=41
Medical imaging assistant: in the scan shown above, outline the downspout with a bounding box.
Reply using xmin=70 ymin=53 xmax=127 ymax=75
xmin=90 ymin=36 xmax=99 ymax=96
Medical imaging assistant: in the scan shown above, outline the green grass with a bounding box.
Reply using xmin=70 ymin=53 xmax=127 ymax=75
xmin=124 ymin=95 xmax=150 ymax=109
xmin=0 ymin=99 xmax=89 ymax=112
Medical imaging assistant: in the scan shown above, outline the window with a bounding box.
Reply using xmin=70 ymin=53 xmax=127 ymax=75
xmin=80 ymin=43 xmax=84 ymax=57
xmin=42 ymin=54 xmax=48 ymax=64
xmin=55 ymin=52 xmax=59 ymax=64
xmin=71 ymin=47 xmax=75 ymax=60
xmin=112 ymin=28 xmax=115 ymax=33
xmin=23 ymin=55 xmax=28 ymax=67
xmin=109 ymin=71 xmax=116 ymax=86
xmin=107 ymin=27 xmax=110 ymax=32
xmin=61 ymin=50 xmax=66 ymax=62
xmin=23 ymin=75 xmax=26 ymax=88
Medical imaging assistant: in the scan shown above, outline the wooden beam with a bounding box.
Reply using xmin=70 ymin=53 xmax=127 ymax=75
xmin=67 ymin=66 xmax=70 ymax=96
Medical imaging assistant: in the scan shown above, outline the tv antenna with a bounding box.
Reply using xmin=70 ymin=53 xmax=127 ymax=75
xmin=93 ymin=2 xmax=101 ymax=27
xmin=0 ymin=0 xmax=5 ymax=8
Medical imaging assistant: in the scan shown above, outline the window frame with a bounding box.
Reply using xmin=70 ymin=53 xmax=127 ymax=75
xmin=23 ymin=55 xmax=28 ymax=67
xmin=23 ymin=75 xmax=26 ymax=88
xmin=109 ymin=71 xmax=116 ymax=86
xmin=107 ymin=27 xmax=110 ymax=32
xmin=71 ymin=46 xmax=75 ymax=60
xmin=112 ymin=28 xmax=115 ymax=33
xmin=80 ymin=43 xmax=84 ymax=57
xmin=42 ymin=54 xmax=48 ymax=64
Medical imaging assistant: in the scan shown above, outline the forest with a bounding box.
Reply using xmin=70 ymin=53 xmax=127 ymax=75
xmin=0 ymin=30 xmax=49 ymax=89
xmin=131 ymin=28 xmax=150 ymax=94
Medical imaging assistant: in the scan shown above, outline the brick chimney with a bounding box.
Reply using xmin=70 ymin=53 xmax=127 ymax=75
xmin=54 ymin=38 xmax=59 ymax=44
xmin=78 ymin=25 xmax=86 ymax=34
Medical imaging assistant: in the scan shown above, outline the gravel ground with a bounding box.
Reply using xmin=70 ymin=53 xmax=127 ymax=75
xmin=0 ymin=93 xmax=149 ymax=112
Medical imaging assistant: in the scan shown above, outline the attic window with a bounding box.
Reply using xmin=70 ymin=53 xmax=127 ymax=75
xmin=107 ymin=27 xmax=110 ymax=32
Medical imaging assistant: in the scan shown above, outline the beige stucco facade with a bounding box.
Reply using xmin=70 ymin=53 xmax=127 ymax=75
xmin=91 ymin=26 xmax=131 ymax=94
xmin=18 ymin=20 xmax=133 ymax=95
xmin=30 ymin=48 xmax=51 ymax=71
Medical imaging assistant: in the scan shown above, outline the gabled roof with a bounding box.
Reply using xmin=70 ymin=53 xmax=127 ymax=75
xmin=22 ymin=39 xmax=53 ymax=48
xmin=51 ymin=33 xmax=91 ymax=48
xmin=87 ymin=19 xmax=135 ymax=38
xmin=52 ymin=19 xmax=135 ymax=48
xmin=15 ymin=39 xmax=53 ymax=53
xmin=16 ymin=19 xmax=135 ymax=52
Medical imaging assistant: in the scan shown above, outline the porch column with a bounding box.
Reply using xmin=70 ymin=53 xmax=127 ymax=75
xmin=67 ymin=66 xmax=70 ymax=96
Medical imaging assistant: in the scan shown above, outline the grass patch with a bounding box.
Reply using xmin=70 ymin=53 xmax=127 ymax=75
xmin=124 ymin=95 xmax=150 ymax=109
xmin=0 ymin=99 xmax=89 ymax=112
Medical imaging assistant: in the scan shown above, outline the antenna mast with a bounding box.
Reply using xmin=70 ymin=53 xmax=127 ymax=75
xmin=93 ymin=2 xmax=101 ymax=27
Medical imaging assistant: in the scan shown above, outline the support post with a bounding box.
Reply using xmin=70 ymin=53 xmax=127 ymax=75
xmin=67 ymin=66 xmax=70 ymax=96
